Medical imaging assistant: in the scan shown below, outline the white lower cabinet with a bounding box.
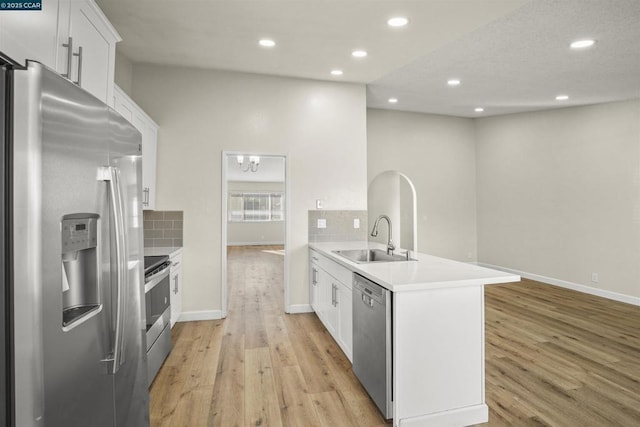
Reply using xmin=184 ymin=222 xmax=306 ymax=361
xmin=336 ymin=281 xmax=353 ymax=360
xmin=319 ymin=274 xmax=338 ymax=336
xmin=169 ymin=250 xmax=183 ymax=328
xmin=310 ymin=260 xmax=320 ymax=313
xmin=309 ymin=249 xmax=353 ymax=361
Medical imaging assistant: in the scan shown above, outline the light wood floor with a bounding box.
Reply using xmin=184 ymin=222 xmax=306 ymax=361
xmin=483 ymin=279 xmax=640 ymax=426
xmin=150 ymin=246 xmax=640 ymax=426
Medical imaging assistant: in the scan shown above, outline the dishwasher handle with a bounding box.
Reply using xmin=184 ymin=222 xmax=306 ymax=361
xmin=353 ymin=273 xmax=386 ymax=305
xmin=361 ymin=293 xmax=374 ymax=308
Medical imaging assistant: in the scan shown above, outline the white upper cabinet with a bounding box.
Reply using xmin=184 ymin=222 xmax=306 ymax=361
xmin=57 ymin=0 xmax=121 ymax=103
xmin=0 ymin=0 xmax=119 ymax=104
xmin=142 ymin=123 xmax=158 ymax=210
xmin=113 ymin=85 xmax=158 ymax=210
xmin=0 ymin=0 xmax=60 ymax=69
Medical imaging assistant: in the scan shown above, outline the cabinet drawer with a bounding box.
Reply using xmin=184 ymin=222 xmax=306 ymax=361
xmin=169 ymin=250 xmax=183 ymax=270
xmin=314 ymin=250 xmax=352 ymax=290
xmin=310 ymin=249 xmax=321 ymax=265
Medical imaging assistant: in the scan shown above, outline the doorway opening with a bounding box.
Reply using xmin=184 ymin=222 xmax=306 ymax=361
xmin=221 ymin=152 xmax=289 ymax=317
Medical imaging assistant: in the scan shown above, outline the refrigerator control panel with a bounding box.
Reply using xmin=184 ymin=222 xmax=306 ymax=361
xmin=61 ymin=215 xmax=98 ymax=253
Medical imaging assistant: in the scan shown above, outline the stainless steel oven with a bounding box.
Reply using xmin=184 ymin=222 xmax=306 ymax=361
xmin=143 ymin=256 xmax=172 ymax=386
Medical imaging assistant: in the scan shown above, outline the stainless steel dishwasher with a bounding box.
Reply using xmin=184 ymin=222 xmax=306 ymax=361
xmin=352 ymin=273 xmax=393 ymax=419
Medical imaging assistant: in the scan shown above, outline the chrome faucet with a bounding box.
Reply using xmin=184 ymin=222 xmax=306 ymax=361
xmin=370 ymin=214 xmax=395 ymax=255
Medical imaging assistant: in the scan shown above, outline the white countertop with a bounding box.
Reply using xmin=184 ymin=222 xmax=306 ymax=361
xmin=144 ymin=246 xmax=183 ymax=257
xmin=309 ymin=241 xmax=520 ymax=292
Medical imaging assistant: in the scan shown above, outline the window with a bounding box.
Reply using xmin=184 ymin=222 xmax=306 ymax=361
xmin=228 ymin=192 xmax=284 ymax=222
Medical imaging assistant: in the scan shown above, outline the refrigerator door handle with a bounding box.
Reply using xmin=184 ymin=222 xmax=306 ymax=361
xmin=98 ymin=166 xmax=128 ymax=374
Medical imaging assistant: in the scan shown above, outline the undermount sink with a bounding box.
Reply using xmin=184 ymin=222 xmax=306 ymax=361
xmin=333 ymin=248 xmax=416 ymax=264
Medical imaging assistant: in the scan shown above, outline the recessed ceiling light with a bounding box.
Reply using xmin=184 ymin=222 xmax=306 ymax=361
xmin=258 ymin=39 xmax=276 ymax=48
xmin=475 ymin=107 xmax=484 ymax=113
xmin=556 ymin=95 xmax=569 ymax=101
xmin=570 ymin=39 xmax=595 ymax=49
xmin=447 ymin=79 xmax=461 ymax=86
xmin=387 ymin=17 xmax=409 ymax=27
xmin=352 ymin=50 xmax=368 ymax=58
xmin=330 ymin=69 xmax=343 ymax=76
xmin=388 ymin=98 xmax=398 ymax=104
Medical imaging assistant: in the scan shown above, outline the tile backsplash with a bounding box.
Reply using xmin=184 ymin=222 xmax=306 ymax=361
xmin=143 ymin=210 xmax=183 ymax=247
xmin=308 ymin=210 xmax=368 ymax=243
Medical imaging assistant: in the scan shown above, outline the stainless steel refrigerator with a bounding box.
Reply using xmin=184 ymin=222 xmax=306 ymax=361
xmin=2 ymin=59 xmax=149 ymax=426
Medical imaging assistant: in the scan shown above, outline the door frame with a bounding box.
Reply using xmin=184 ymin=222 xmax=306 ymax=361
xmin=220 ymin=151 xmax=291 ymax=317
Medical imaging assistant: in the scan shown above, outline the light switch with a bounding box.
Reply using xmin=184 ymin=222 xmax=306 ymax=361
xmin=316 ymin=199 xmax=323 ymax=209
xmin=317 ymin=219 xmax=327 ymax=229
xmin=353 ymin=218 xmax=360 ymax=229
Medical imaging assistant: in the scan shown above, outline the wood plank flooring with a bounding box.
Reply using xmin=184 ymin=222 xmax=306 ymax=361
xmin=482 ymin=279 xmax=640 ymax=426
xmin=150 ymin=246 xmax=640 ymax=426
xmin=150 ymin=245 xmax=388 ymax=426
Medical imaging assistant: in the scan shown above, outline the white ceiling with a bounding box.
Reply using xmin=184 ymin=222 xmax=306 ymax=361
xmin=96 ymin=0 xmax=640 ymax=118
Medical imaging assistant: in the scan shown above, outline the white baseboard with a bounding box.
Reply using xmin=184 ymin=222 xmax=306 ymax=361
xmin=478 ymin=263 xmax=640 ymax=306
xmin=286 ymin=304 xmax=313 ymax=314
xmin=227 ymin=241 xmax=285 ymax=246
xmin=398 ymin=403 xmax=488 ymax=427
xmin=178 ymin=310 xmax=225 ymax=322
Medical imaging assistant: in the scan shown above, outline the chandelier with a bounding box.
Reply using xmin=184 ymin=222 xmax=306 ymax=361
xmin=237 ymin=155 xmax=260 ymax=172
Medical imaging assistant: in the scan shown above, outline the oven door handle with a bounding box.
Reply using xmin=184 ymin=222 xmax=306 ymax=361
xmin=144 ymin=266 xmax=171 ymax=293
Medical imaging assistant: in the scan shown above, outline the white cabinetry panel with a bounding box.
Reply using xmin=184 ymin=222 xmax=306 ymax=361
xmin=309 ymin=249 xmax=353 ymax=361
xmin=142 ymin=123 xmax=158 ymax=210
xmin=0 ymin=0 xmax=60 ymax=69
xmin=64 ymin=1 xmax=113 ymax=102
xmin=0 ymin=0 xmax=119 ymax=104
xmin=336 ymin=282 xmax=353 ymax=361
xmin=113 ymin=85 xmax=158 ymax=210
xmin=170 ymin=250 xmax=183 ymax=327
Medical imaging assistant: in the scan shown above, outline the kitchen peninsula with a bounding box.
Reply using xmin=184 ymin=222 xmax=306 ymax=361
xmin=309 ymin=242 xmax=520 ymax=427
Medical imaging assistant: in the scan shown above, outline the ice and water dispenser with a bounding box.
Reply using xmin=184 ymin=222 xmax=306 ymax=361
xmin=61 ymin=214 xmax=101 ymax=328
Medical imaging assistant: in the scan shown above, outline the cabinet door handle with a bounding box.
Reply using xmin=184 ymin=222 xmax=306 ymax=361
xmin=173 ymin=274 xmax=179 ymax=294
xmin=74 ymin=45 xmax=83 ymax=86
xmin=172 ymin=261 xmax=181 ymax=268
xmin=312 ymin=268 xmax=317 ymax=285
xmin=62 ymin=37 xmax=73 ymax=79
xmin=142 ymin=187 xmax=149 ymax=206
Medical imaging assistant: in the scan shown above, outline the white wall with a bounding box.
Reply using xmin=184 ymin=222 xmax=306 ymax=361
xmin=476 ymin=100 xmax=640 ymax=300
xmin=114 ymin=51 xmax=133 ymax=96
xmin=131 ymin=65 xmax=367 ymax=314
xmin=227 ymin=181 xmax=285 ymax=246
xmin=367 ymin=108 xmax=478 ymax=261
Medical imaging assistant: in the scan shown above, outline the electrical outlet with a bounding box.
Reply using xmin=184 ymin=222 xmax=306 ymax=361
xmin=317 ymin=219 xmax=327 ymax=229
xmin=316 ymin=199 xmax=323 ymax=209
xmin=353 ymin=218 xmax=360 ymax=229
xmin=591 ymin=273 xmax=599 ymax=283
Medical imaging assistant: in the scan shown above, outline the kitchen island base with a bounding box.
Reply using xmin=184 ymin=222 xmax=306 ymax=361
xmin=394 ymin=286 xmax=487 ymax=426
xmin=398 ymin=404 xmax=488 ymax=427
xmin=309 ymin=242 xmax=519 ymax=427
